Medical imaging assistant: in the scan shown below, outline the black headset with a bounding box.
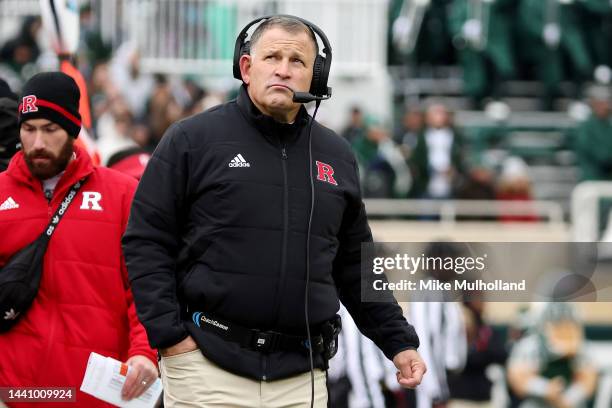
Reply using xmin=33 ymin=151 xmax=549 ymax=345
xmin=232 ymin=14 xmax=332 ymax=99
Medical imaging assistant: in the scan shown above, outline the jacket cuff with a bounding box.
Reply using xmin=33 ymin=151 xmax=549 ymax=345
xmin=127 ymin=347 xmax=159 ymax=366
xmin=381 ymin=329 xmax=420 ymax=361
xmin=390 ymin=346 xmax=418 ymax=360
xmin=154 ymin=326 xmax=190 ymax=350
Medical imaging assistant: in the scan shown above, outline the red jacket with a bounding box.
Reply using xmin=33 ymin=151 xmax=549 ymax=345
xmin=0 ymin=146 xmax=157 ymax=407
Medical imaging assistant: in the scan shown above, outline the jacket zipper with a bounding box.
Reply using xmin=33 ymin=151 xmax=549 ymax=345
xmin=267 ymin=144 xmax=289 ymax=369
xmin=276 ymin=146 xmax=289 ymax=322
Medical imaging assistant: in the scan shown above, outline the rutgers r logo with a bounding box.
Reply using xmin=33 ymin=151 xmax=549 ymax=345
xmin=80 ymin=192 xmax=103 ymax=211
xmin=21 ymin=95 xmax=38 ymax=113
xmin=315 ymin=161 xmax=338 ymax=186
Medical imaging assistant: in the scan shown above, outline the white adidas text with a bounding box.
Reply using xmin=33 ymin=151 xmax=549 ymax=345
xmin=228 ymin=153 xmax=250 ymax=168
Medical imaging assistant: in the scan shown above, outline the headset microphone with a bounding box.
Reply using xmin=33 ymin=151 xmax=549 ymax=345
xmin=292 ymin=91 xmax=331 ymax=104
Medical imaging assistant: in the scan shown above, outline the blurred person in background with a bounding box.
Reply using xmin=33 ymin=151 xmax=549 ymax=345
xmin=95 ymin=93 xmax=138 ymax=164
xmin=496 ymin=156 xmax=537 ymax=222
xmin=146 ymin=74 xmax=183 ymax=147
xmin=0 ymin=16 xmax=42 ymax=87
xmin=447 ymin=293 xmax=508 ymax=407
xmin=448 ymin=0 xmax=517 ymax=108
xmin=0 ymin=71 xmax=158 ymax=407
xmin=351 ymin=116 xmax=382 ymax=170
xmin=579 ymin=0 xmax=612 ymax=81
xmin=410 ymin=103 xmax=465 ymax=199
xmin=182 ymin=76 xmax=206 ymax=103
xmin=78 ymin=3 xmax=112 ymax=71
xmin=328 ymin=305 xmax=402 ymax=408
xmin=176 ymin=75 xmax=227 ymax=119
xmin=394 ymin=106 xmax=424 ymax=160
xmin=181 ymin=76 xmax=207 ymax=116
xmin=507 ymin=303 xmax=598 ymax=408
xmin=352 ymin=116 xmax=412 ymax=198
xmin=454 ymin=161 xmax=497 ymax=221
xmin=575 ymin=85 xmax=612 ymax=181
xmin=341 ymin=105 xmax=367 ymax=145
xmin=109 ymin=42 xmax=154 ymax=119
xmin=88 ymin=61 xmax=113 ymax=126
xmin=496 ymin=156 xmax=532 ymax=200
xmin=0 ymin=78 xmax=19 ymax=172
xmin=389 ymin=0 xmax=456 ymax=67
xmin=517 ymin=0 xmax=593 ymax=109
xmin=508 ymin=305 xmax=535 ymax=345
xmin=100 ymin=110 xmax=152 ymax=180
xmin=183 ymin=91 xmax=225 ymax=117
xmin=107 ymin=146 xmax=151 ymax=180
xmin=455 ymin=161 xmax=496 ymax=201
xmin=407 ymin=241 xmax=467 ymax=408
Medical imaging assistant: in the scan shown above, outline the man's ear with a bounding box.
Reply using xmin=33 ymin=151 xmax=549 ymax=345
xmin=239 ymin=54 xmax=252 ymax=85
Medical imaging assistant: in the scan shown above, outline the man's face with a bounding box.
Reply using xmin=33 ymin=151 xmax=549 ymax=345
xmin=591 ymin=99 xmax=610 ymax=119
xmin=426 ymin=105 xmax=450 ymax=129
xmin=403 ymin=111 xmax=423 ymax=131
xmin=366 ymin=126 xmax=388 ymax=143
xmin=240 ymin=27 xmax=316 ymax=123
xmin=544 ymin=320 xmax=582 ymax=357
xmin=20 ymin=118 xmax=73 ymax=179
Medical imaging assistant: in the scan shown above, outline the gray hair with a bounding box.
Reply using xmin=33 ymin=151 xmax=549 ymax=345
xmin=249 ymin=16 xmax=319 ymax=57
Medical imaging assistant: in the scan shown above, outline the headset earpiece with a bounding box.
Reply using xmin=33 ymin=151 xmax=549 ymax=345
xmin=232 ymin=29 xmax=250 ymax=80
xmin=310 ymin=55 xmax=325 ymax=97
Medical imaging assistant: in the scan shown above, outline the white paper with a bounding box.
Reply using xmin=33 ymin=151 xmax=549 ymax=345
xmin=80 ymin=352 xmax=162 ymax=408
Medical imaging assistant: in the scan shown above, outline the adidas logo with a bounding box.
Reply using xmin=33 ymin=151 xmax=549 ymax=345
xmin=228 ymin=154 xmax=250 ymax=168
xmin=3 ymin=308 xmax=19 ymax=320
xmin=0 ymin=197 xmax=19 ymax=211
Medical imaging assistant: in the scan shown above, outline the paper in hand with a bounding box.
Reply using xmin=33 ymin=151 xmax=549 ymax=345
xmin=80 ymin=352 xmax=162 ymax=408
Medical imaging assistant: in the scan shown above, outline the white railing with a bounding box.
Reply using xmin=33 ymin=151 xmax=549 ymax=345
xmin=0 ymin=0 xmax=41 ymax=39
xmin=0 ymin=0 xmax=40 ymax=15
xmin=364 ymin=198 xmax=565 ymax=226
xmin=571 ymin=181 xmax=612 ymax=241
xmin=100 ymin=0 xmax=389 ymax=77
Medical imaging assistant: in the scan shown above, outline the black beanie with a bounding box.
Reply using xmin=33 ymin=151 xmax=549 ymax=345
xmin=18 ymin=72 xmax=82 ymax=138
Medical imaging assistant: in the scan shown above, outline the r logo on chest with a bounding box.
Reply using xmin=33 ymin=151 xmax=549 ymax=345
xmin=315 ymin=161 xmax=338 ymax=186
xmin=80 ymin=192 xmax=103 ymax=211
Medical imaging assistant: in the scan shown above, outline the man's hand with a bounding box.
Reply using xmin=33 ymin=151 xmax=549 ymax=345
xmin=159 ymin=335 xmax=198 ymax=357
xmin=544 ymin=377 xmax=567 ymax=407
xmin=393 ymin=349 xmax=426 ymax=389
xmin=121 ymin=355 xmax=159 ymax=400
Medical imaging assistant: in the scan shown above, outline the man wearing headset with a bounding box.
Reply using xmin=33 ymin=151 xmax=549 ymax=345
xmin=123 ymin=15 xmax=425 ymax=407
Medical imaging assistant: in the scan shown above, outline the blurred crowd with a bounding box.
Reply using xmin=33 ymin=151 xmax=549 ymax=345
xmin=341 ymin=102 xmax=538 ymax=208
xmin=1 ymin=6 xmax=611 ymax=207
xmin=389 ymin=0 xmax=612 ymax=109
xmin=329 ymin=300 xmax=604 ymax=408
xmin=340 ymin=84 xmax=611 ymax=205
xmin=0 ymin=11 xmax=229 ymax=176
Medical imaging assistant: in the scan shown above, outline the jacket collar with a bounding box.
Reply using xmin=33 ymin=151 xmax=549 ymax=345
xmin=236 ymin=85 xmax=310 ymax=145
xmin=6 ymin=144 xmax=94 ymax=196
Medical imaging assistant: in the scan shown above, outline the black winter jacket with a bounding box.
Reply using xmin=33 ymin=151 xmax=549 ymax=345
xmin=123 ymin=86 xmax=419 ymax=380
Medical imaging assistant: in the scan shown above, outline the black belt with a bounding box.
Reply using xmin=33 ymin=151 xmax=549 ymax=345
xmin=191 ymin=312 xmax=326 ymax=355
